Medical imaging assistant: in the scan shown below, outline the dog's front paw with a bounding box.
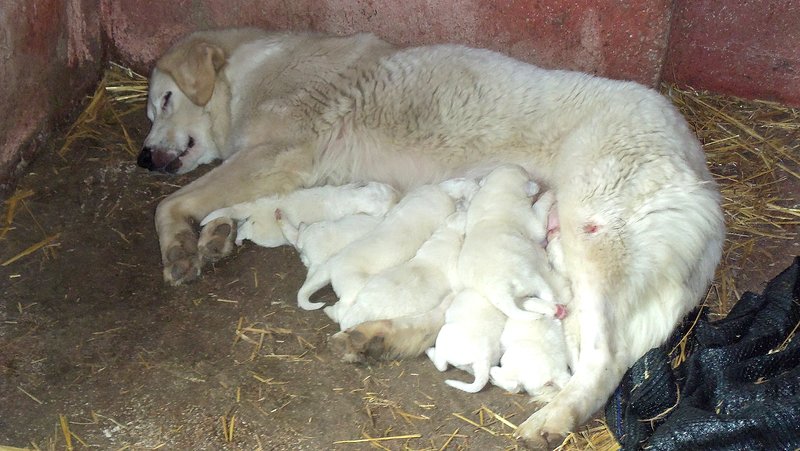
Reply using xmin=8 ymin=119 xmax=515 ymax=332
xmin=163 ymin=230 xmax=202 ymax=285
xmin=198 ymin=217 xmax=237 ymax=262
xmin=514 ymin=402 xmax=576 ymax=450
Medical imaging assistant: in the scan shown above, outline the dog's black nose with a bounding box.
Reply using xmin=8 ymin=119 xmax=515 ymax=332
xmin=137 ymin=147 xmax=154 ymax=169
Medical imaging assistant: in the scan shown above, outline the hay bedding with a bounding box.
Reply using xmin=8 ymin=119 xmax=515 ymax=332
xmin=0 ymin=63 xmax=797 ymax=450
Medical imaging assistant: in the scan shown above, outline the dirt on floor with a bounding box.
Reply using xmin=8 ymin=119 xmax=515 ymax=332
xmin=1 ymin=91 xmax=798 ymax=450
xmin=0 ymin=112 xmax=557 ymax=451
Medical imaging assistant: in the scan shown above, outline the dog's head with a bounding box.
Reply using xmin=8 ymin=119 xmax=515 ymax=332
xmin=138 ymin=40 xmax=226 ymax=174
xmin=479 ymin=164 xmax=532 ymax=197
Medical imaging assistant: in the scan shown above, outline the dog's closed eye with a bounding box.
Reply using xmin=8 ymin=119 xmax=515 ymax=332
xmin=161 ymin=91 xmax=172 ymax=111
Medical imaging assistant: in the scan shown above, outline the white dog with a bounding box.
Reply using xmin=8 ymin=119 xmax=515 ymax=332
xmin=460 ymin=165 xmax=569 ymax=321
xmin=426 ymin=289 xmax=508 ymax=393
xmin=486 ymin=187 xmax=573 ymax=401
xmin=277 ymin=213 xmax=382 ymax=273
xmin=490 ymin=315 xmax=572 ymax=403
xmin=141 ymin=28 xmax=725 ymax=445
xmin=198 ymin=182 xmax=397 ymax=253
xmin=336 ymin=210 xmax=466 ymax=331
xmin=298 ymin=183 xmax=456 ymax=313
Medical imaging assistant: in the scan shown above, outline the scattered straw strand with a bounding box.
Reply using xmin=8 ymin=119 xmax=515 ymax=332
xmin=2 ymin=234 xmax=60 ymax=266
xmin=59 ymin=415 xmax=73 ymax=451
xmin=333 ymin=433 xmax=421 ymax=444
xmin=17 ymin=386 xmax=43 ymax=405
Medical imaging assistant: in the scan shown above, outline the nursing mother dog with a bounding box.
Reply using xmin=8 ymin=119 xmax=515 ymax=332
xmin=137 ymin=27 xmax=724 ymax=448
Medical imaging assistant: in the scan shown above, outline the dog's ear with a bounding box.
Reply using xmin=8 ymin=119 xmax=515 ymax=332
xmin=525 ymin=180 xmax=540 ymax=197
xmin=157 ymin=40 xmax=226 ymax=106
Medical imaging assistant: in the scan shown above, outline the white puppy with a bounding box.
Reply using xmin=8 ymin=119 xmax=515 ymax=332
xmin=490 ymin=315 xmax=572 ymax=403
xmin=426 ymin=289 xmax=507 ymax=393
xmin=460 ymin=165 xmax=569 ymax=320
xmin=298 ymin=183 xmax=456 ymax=312
xmin=336 ymin=210 xmax=466 ymax=331
xmin=489 ymin=190 xmax=574 ymax=399
xmin=438 ymin=177 xmax=480 ymax=206
xmin=199 ymin=182 xmax=397 ymax=249
xmin=277 ymin=212 xmax=382 ymax=273
xmin=489 ymin=187 xmax=573 ymax=401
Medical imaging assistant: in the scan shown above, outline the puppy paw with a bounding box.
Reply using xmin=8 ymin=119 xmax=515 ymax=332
xmin=514 ymin=402 xmax=577 ymax=449
xmin=323 ymin=305 xmax=340 ymax=321
xmin=198 ymin=217 xmax=237 ymax=262
xmin=163 ymin=230 xmax=202 ymax=285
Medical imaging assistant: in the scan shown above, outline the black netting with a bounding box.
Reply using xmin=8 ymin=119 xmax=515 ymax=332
xmin=605 ymin=256 xmax=800 ymax=451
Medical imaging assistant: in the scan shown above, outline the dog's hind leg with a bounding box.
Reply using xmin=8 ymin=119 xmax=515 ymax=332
xmin=490 ymin=293 xmax=556 ymax=321
xmin=515 ymin=267 xmax=625 ymax=448
xmin=512 ymin=159 xmax=632 ymax=446
xmin=490 ymin=366 xmax=521 ymax=393
xmin=515 ymin=177 xmax=724 ymax=448
xmin=425 ymin=347 xmax=449 ymax=372
xmin=523 ymin=297 xmax=567 ymax=320
xmin=323 ymin=303 xmax=342 ymax=322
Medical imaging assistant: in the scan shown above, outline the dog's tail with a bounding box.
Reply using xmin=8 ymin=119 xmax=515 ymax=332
xmin=445 ymin=361 xmax=490 ymax=393
xmin=378 ymin=292 xmax=456 ymax=360
xmin=296 ymin=265 xmax=330 ymax=310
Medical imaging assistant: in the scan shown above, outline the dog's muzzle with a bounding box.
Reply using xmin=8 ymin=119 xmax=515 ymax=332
xmin=137 ymin=146 xmax=183 ymax=173
xmin=137 ymin=147 xmax=155 ymax=170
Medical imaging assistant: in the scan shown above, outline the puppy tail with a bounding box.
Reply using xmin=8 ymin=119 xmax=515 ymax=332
xmin=379 ymin=292 xmax=456 ymax=360
xmin=445 ymin=363 xmax=490 ymax=393
xmin=297 ymin=266 xmax=330 ymax=310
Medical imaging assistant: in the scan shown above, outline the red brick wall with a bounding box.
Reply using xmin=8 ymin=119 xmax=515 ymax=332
xmin=0 ymin=0 xmax=103 ymax=191
xmin=102 ymin=0 xmax=672 ymax=86
xmin=2 ymin=0 xmax=798 ymax=192
xmin=664 ymin=0 xmax=800 ymax=106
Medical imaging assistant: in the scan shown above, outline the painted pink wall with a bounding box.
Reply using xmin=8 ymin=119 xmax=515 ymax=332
xmin=2 ymin=0 xmax=798 ymax=192
xmin=102 ymin=0 xmax=673 ymax=86
xmin=0 ymin=0 xmax=103 ymax=191
xmin=664 ymin=0 xmax=800 ymax=107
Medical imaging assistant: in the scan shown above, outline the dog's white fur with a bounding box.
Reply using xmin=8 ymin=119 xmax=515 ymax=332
xmin=298 ymin=183 xmax=456 ymax=314
xmin=278 ymin=214 xmax=382 ymax=272
xmin=200 ymin=182 xmax=396 ymax=248
xmin=337 ymin=210 xmax=466 ymax=331
xmin=426 ymin=288 xmax=507 ymax=393
xmin=141 ymin=28 xmax=725 ymax=446
xmin=540 ymin=209 xmax=582 ymax=370
xmin=490 ymin=315 xmax=572 ymax=402
xmin=460 ymin=165 xmax=568 ymax=320
xmin=486 ymin=186 xmax=574 ymax=401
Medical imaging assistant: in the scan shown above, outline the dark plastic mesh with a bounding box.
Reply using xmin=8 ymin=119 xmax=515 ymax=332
xmin=605 ymin=256 xmax=800 ymax=451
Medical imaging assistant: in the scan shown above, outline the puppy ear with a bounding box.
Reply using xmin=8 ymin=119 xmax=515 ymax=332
xmin=157 ymin=40 xmax=226 ymax=106
xmin=525 ymin=180 xmax=540 ymax=197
